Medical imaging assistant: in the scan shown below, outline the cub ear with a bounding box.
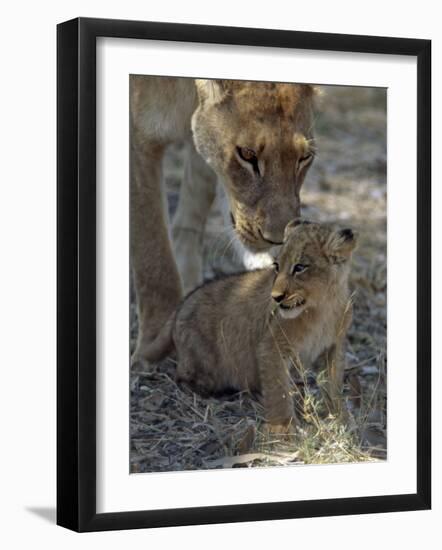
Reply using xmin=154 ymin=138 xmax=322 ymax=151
xmin=301 ymin=84 xmax=317 ymax=98
xmin=283 ymin=218 xmax=312 ymax=242
xmin=195 ymin=79 xmax=231 ymax=104
xmin=326 ymin=228 xmax=358 ymax=262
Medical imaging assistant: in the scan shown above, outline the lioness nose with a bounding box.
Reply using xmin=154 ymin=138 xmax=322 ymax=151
xmin=271 ymin=290 xmax=285 ymax=303
xmin=259 ymin=228 xmax=284 ymax=246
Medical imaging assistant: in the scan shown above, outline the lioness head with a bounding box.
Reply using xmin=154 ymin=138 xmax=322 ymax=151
xmin=271 ymin=220 xmax=357 ymax=319
xmin=191 ymin=80 xmax=316 ymax=251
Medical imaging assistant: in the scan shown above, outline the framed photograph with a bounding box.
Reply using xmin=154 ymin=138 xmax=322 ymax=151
xmin=57 ymin=17 xmax=431 ymax=532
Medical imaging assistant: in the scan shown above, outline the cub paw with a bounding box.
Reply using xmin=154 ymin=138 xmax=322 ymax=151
xmin=263 ymin=419 xmax=296 ymax=442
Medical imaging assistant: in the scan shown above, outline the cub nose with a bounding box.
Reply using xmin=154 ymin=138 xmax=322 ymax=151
xmin=271 ymin=290 xmax=285 ymax=303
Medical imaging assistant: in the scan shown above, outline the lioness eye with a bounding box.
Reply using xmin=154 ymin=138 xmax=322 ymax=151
xmin=237 ymin=146 xmax=257 ymax=162
xmin=273 ymin=262 xmax=279 ymax=273
xmin=292 ymin=263 xmax=308 ymax=275
xmin=236 ymin=146 xmax=260 ymax=175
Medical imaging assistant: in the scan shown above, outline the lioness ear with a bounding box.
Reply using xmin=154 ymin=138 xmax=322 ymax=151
xmin=283 ymin=218 xmax=312 ymax=242
xmin=326 ymin=228 xmax=358 ymax=262
xmin=195 ymin=79 xmax=231 ymax=104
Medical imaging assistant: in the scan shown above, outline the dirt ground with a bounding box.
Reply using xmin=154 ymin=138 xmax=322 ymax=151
xmin=130 ymin=84 xmax=387 ymax=473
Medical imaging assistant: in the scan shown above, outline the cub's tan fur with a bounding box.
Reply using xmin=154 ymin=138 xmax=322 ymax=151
xmin=144 ymin=221 xmax=357 ymax=431
xmin=130 ymin=77 xmax=316 ymax=362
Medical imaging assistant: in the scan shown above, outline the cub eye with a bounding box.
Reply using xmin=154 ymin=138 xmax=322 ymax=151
xmin=272 ymin=261 xmax=279 ymax=273
xmin=291 ymin=263 xmax=308 ymax=275
xmin=298 ymin=153 xmax=313 ymax=166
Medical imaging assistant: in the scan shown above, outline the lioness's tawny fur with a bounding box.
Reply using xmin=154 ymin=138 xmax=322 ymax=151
xmin=144 ymin=221 xmax=357 ymax=432
xmin=130 ymin=77 xmax=316 ymax=362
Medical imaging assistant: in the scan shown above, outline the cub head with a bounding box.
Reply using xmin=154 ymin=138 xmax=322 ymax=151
xmin=191 ymin=79 xmax=316 ymax=251
xmin=271 ymin=220 xmax=357 ymax=319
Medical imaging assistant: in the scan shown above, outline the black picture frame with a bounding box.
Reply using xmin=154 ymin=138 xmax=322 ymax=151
xmin=57 ymin=17 xmax=431 ymax=532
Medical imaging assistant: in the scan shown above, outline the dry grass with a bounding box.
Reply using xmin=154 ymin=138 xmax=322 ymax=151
xmin=130 ymin=85 xmax=387 ymax=473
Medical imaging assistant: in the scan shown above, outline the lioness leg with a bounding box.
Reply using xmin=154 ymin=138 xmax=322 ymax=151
xmin=131 ymin=136 xmax=183 ymax=362
xmin=172 ymin=139 xmax=217 ymax=294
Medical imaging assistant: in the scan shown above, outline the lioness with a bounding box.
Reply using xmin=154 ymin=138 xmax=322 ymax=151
xmin=143 ymin=220 xmax=357 ymax=432
xmin=130 ymin=77 xmax=316 ymax=363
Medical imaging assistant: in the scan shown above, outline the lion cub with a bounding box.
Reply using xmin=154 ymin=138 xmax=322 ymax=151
xmin=144 ymin=220 xmax=357 ymax=433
